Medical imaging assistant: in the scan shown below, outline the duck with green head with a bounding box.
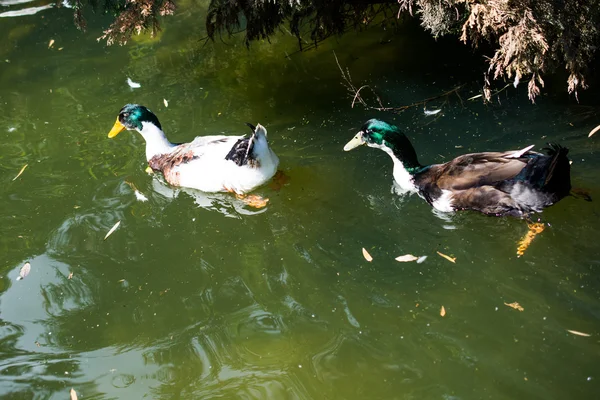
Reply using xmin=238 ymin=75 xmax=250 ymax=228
xmin=344 ymin=119 xmax=572 ymax=217
xmin=108 ymin=104 xmax=279 ymax=203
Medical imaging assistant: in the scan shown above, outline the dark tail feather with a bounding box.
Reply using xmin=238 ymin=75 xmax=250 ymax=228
xmin=541 ymin=143 xmax=571 ymax=199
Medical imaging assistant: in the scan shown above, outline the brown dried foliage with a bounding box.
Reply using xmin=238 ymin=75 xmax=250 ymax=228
xmin=399 ymin=0 xmax=600 ymax=101
xmin=92 ymin=0 xmax=175 ymax=46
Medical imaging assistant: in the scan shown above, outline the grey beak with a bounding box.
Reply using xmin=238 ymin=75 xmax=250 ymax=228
xmin=344 ymin=131 xmax=366 ymax=151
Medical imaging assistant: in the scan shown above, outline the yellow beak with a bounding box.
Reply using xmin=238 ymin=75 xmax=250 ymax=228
xmin=108 ymin=118 xmax=126 ymax=138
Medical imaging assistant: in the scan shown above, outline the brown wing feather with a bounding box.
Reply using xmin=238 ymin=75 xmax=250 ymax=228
xmin=431 ymin=151 xmax=532 ymax=190
xmin=449 ymin=186 xmax=522 ymax=216
xmin=148 ymin=143 xmax=197 ymax=186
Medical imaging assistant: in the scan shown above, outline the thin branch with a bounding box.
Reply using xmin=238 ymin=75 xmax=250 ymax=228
xmin=334 ymin=51 xmax=464 ymax=113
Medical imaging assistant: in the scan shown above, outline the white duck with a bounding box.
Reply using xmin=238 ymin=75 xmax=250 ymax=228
xmin=108 ymin=104 xmax=279 ymax=206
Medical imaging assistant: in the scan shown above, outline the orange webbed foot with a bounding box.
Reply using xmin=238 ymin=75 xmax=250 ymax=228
xmin=238 ymin=194 xmax=269 ymax=208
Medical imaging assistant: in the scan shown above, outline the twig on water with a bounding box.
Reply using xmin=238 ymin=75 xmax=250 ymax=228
xmin=334 ymin=51 xmax=465 ymax=114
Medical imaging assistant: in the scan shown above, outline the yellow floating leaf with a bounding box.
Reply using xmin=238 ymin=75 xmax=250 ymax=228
xmin=12 ymin=164 xmax=28 ymax=181
xmin=70 ymin=388 xmax=78 ymax=400
xmin=440 ymin=305 xmax=446 ymax=317
xmin=104 ymin=221 xmax=121 ymax=240
xmin=395 ymin=254 xmax=418 ymax=262
xmin=517 ymin=223 xmax=545 ymax=257
xmin=567 ymin=329 xmax=591 ymax=337
xmin=504 ymin=302 xmax=524 ymax=311
xmin=436 ymin=251 xmax=456 ymax=263
xmin=362 ymin=248 xmax=373 ymax=262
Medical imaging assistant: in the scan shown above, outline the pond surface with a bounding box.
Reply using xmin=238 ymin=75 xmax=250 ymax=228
xmin=1 ymin=1 xmax=600 ymax=399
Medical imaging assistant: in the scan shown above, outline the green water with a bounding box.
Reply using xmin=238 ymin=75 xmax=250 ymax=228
xmin=1 ymin=1 xmax=600 ymax=399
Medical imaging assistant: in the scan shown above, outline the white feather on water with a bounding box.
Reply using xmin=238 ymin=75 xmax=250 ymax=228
xmin=127 ymin=78 xmax=141 ymax=88
xmin=423 ymin=108 xmax=441 ymax=116
xmin=134 ymin=190 xmax=148 ymax=202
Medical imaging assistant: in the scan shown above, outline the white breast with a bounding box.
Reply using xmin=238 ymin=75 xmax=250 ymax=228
xmin=431 ymin=189 xmax=455 ymax=213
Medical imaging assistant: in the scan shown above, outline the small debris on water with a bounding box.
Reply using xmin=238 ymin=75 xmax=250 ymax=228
xmin=504 ymin=302 xmax=524 ymax=311
xmin=16 ymin=262 xmax=31 ymax=280
xmin=395 ymin=254 xmax=418 ymax=262
xmin=362 ymin=248 xmax=373 ymax=262
xmin=163 ymin=99 xmax=169 ymax=107
xmin=436 ymin=251 xmax=456 ymax=263
xmin=416 ymin=255 xmax=427 ymax=264
xmin=12 ymin=164 xmax=28 ymax=181
xmin=423 ymin=107 xmax=441 ymax=116
xmin=440 ymin=306 xmax=446 ymax=317
xmin=134 ymin=190 xmax=148 ymax=202
xmin=104 ymin=221 xmax=121 ymax=240
xmin=127 ymin=77 xmax=141 ymax=88
xmin=70 ymin=388 xmax=78 ymax=400
xmin=68 ymin=272 xmax=73 ymax=279
xmin=588 ymin=124 xmax=600 ymax=137
xmin=48 ymin=39 xmax=55 ymax=48
xmin=567 ymin=329 xmax=591 ymax=337
xmin=125 ymin=180 xmax=148 ymax=202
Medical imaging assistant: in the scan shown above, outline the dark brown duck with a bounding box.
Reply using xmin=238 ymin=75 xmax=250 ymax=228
xmin=344 ymin=119 xmax=571 ymax=217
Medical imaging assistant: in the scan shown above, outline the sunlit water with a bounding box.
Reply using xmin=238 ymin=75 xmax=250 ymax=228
xmin=1 ymin=1 xmax=600 ymax=399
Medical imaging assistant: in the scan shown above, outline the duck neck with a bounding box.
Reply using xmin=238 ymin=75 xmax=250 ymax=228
xmin=137 ymin=121 xmax=175 ymax=161
xmin=382 ymin=132 xmax=422 ymax=171
xmin=379 ymin=133 xmax=422 ymax=191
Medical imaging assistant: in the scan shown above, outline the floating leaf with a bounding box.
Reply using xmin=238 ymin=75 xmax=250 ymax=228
xmin=504 ymin=302 xmax=524 ymax=311
xmin=70 ymin=388 xmax=78 ymax=400
xmin=104 ymin=221 xmax=121 ymax=240
xmin=16 ymin=262 xmax=31 ymax=280
xmin=567 ymin=329 xmax=591 ymax=337
xmin=362 ymin=248 xmax=373 ymax=262
xmin=395 ymin=254 xmax=418 ymax=262
xmin=440 ymin=305 xmax=446 ymax=317
xmin=12 ymin=164 xmax=28 ymax=181
xmin=48 ymin=39 xmax=54 ymax=48
xmin=416 ymin=255 xmax=428 ymax=264
xmin=589 ymin=124 xmax=600 ymax=137
xmin=436 ymin=251 xmax=456 ymax=263
xmin=126 ymin=77 xmax=141 ymax=88
xmin=517 ymin=222 xmax=545 ymax=257
xmin=163 ymin=99 xmax=169 ymax=107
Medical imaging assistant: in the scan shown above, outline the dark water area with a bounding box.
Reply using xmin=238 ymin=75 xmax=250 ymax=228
xmin=1 ymin=1 xmax=600 ymax=399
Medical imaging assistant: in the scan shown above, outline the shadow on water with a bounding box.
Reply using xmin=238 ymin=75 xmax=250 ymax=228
xmin=1 ymin=1 xmax=600 ymax=399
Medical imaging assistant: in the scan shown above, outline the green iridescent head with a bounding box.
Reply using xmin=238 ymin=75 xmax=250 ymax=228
xmin=108 ymin=104 xmax=162 ymax=138
xmin=344 ymin=119 xmax=421 ymax=170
